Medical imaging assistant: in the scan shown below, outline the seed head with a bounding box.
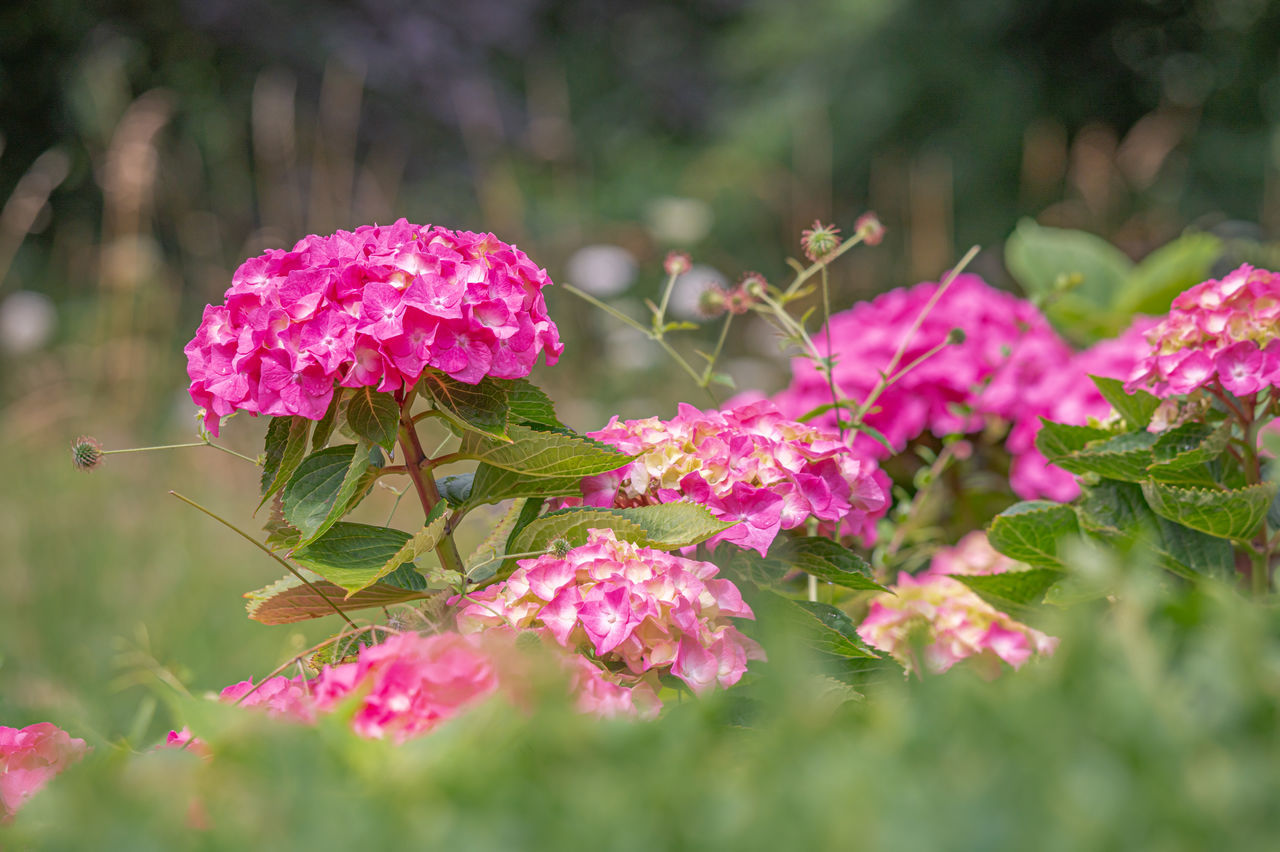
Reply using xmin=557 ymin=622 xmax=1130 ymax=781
xmin=550 ymin=537 xmax=573 ymax=558
xmin=71 ymin=436 xmax=103 ymax=472
xmin=697 ymin=285 xmax=729 ymax=318
xmin=738 ymin=271 xmax=768 ymax=301
xmin=663 ymin=251 xmax=692 ymax=277
xmin=854 ymin=212 xmax=885 ymax=246
xmin=801 ymin=220 xmax=842 ymax=262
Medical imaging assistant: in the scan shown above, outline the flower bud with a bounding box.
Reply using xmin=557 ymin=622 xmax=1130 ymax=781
xmin=697 ymin=285 xmax=729 ymax=318
xmin=738 ymin=271 xmax=768 ymax=300
xmin=854 ymin=212 xmax=885 ymax=246
xmin=550 ymin=537 xmax=573 ymax=558
xmin=663 ymin=251 xmax=691 ymax=277
xmin=725 ymin=287 xmax=754 ymax=315
xmin=946 ymin=327 xmax=967 ymax=345
xmin=801 ymin=220 xmax=842 ymax=262
xmin=70 ymin=436 xmax=103 ymax=472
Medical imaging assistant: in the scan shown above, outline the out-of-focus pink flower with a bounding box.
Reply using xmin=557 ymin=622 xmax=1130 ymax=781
xmin=856 ymin=532 xmax=1058 ymax=676
xmin=1127 ymin=264 xmax=1280 ymax=397
xmin=0 ymin=723 xmax=88 ymax=823
xmin=185 ymin=220 xmax=563 ymax=435
xmin=582 ymin=400 xmax=888 ymax=553
xmin=453 ymin=529 xmax=763 ymax=701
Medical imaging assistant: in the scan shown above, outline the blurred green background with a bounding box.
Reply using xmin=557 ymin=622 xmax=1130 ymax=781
xmin=2 ymin=1 xmax=1280 ymax=845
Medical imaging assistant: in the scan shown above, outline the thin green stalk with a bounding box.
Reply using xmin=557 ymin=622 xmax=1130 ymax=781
xmin=655 ymin=269 xmax=680 ymax=332
xmin=819 ymin=264 xmax=844 ymax=439
xmin=104 ymin=440 xmax=260 ymax=465
xmin=784 ymin=232 xmax=868 ymax=299
xmin=169 ymin=491 xmax=358 ymax=630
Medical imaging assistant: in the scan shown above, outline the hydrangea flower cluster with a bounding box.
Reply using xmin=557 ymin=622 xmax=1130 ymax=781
xmin=454 ymin=529 xmax=763 ymax=699
xmin=1 ymin=723 xmax=88 ymax=823
xmin=857 ymin=532 xmax=1058 ymax=676
xmin=580 ymin=400 xmax=888 ymax=553
xmin=1125 ymin=264 xmax=1280 ymax=397
xmin=771 ymin=275 xmax=1153 ymax=501
xmin=185 ymin=219 xmax=563 ymax=435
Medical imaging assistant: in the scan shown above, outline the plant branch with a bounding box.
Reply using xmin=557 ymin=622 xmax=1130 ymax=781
xmin=397 ymin=410 xmax=466 ymax=581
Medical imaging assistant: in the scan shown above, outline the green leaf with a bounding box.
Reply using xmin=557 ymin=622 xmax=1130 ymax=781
xmin=1115 ymin=232 xmax=1222 ymax=317
xmin=418 ymin=370 xmax=510 ymax=441
xmin=311 ymin=387 xmax=344 ymax=451
xmin=1005 ymin=219 xmax=1134 ymax=341
xmin=369 ymin=502 xmax=453 ymax=593
xmin=987 ymin=500 xmax=1080 ymax=570
xmin=463 ymin=464 xmax=582 ymax=509
xmin=262 ymin=494 xmax=301 ymax=552
xmin=1141 ymin=480 xmax=1276 ymax=541
xmin=1090 ymin=375 xmax=1161 ymax=430
xmin=291 ymin=521 xmax=413 ymax=594
xmin=344 ymin=387 xmax=400 ymax=451
xmin=245 ymin=570 xmax=428 ymax=625
xmin=281 ymin=442 xmax=378 ymax=546
xmin=467 ymin=498 xmax=533 ymax=580
xmin=460 ymin=423 xmax=632 ymax=478
xmin=754 ymin=592 xmax=879 ymax=659
xmin=1053 ymin=430 xmax=1157 ymax=483
xmin=508 ymin=503 xmax=733 ymax=555
xmin=766 ymin=536 xmax=885 ymax=591
xmin=382 ymin=563 xmax=428 ymax=592
xmin=1006 ymin=219 xmax=1134 ymax=306
xmin=499 ymin=379 xmax=564 ymax=429
xmin=1077 ymin=479 xmax=1233 ymax=579
xmin=259 ymin=416 xmax=312 ymax=510
xmin=951 ymin=569 xmax=1063 ymax=612
xmin=1146 ymin=423 xmax=1229 ymax=487
xmin=1035 ymin=419 xmax=1113 ymax=462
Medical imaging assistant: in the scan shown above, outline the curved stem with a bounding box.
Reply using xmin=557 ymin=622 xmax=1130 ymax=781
xmin=169 ymin=491 xmax=357 ymax=630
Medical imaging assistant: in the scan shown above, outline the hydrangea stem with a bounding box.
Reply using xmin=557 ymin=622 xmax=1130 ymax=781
xmin=398 ymin=413 xmax=466 ymax=581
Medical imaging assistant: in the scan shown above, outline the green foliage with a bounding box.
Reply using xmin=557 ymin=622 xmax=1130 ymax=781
xmin=987 ymin=501 xmax=1080 ymax=570
xmin=501 ymin=378 xmax=565 ymax=430
xmin=258 ymin=416 xmax=311 ymax=510
xmin=281 ymin=442 xmax=379 ymax=546
xmin=464 ymin=463 xmax=582 ymax=509
xmin=418 ymin=371 xmax=512 ymax=441
xmin=289 ymin=504 xmax=452 ymax=595
xmin=1140 ymin=481 xmax=1277 ymax=542
xmin=731 ymin=535 xmax=885 ymax=592
xmin=244 ymin=571 xmax=429 ymax=625
xmin=1005 ymin=222 xmax=1222 ymax=342
xmin=459 ymin=424 xmax=631 ymax=477
xmin=952 ymin=568 xmax=1063 ymax=614
xmin=1052 ymin=430 xmax=1157 ymax=483
xmin=1090 ymin=376 xmax=1161 ymax=431
xmin=1035 ymin=419 xmax=1113 ymax=461
xmin=311 ymin=388 xmax=345 ymax=452
xmin=507 ymin=503 xmax=732 ymax=556
xmin=344 ymin=387 xmax=400 ymax=451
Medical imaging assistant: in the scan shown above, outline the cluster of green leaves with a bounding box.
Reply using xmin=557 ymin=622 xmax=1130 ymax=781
xmin=1006 ymin=220 xmax=1221 ymax=343
xmin=986 ymin=376 xmax=1275 ymax=597
xmin=243 ymin=371 xmax=733 ymax=627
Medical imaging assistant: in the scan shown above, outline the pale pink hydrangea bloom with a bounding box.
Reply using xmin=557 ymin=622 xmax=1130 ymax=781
xmin=454 ymin=529 xmax=763 ymax=701
xmin=1125 ymin=264 xmax=1280 ymax=397
xmin=185 ymin=219 xmax=563 ymax=435
xmin=857 ymin=531 xmax=1058 ymax=676
xmin=771 ymin=275 xmax=1155 ymax=502
xmin=581 ymin=400 xmax=888 ymax=553
xmin=0 ymin=723 xmax=88 ymax=823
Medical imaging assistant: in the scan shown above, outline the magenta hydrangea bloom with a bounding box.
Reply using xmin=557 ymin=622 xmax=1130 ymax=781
xmin=0 ymin=723 xmax=88 ymax=823
xmin=580 ymin=400 xmax=888 ymax=554
xmin=185 ymin=219 xmax=564 ymax=434
xmin=454 ymin=529 xmax=763 ymax=700
xmin=1126 ymin=264 xmax=1280 ymax=397
xmin=856 ymin=532 xmax=1058 ymax=676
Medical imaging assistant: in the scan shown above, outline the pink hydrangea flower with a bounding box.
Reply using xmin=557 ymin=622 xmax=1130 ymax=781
xmin=0 ymin=723 xmax=88 ymax=823
xmin=185 ymin=220 xmax=564 ymax=434
xmin=311 ymin=631 xmax=503 ymax=743
xmin=856 ymin=531 xmax=1058 ymax=676
xmin=581 ymin=400 xmax=888 ymax=553
xmin=454 ymin=529 xmax=764 ymax=701
xmin=1126 ymin=264 xmax=1280 ymax=397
